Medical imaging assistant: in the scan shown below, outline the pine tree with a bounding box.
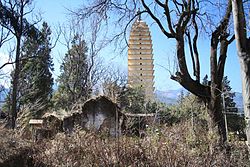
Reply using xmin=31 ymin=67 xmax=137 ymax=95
xmin=222 ymin=76 xmax=246 ymax=139
xmin=222 ymin=76 xmax=237 ymax=110
xmin=53 ymin=34 xmax=90 ymax=110
xmin=202 ymin=75 xmax=209 ymax=86
xmin=18 ymin=22 xmax=54 ymax=117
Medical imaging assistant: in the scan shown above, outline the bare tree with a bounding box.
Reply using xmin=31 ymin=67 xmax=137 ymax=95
xmin=0 ymin=0 xmax=40 ymax=129
xmin=0 ymin=26 xmax=11 ymax=48
xmin=76 ymin=0 xmax=235 ymax=144
xmin=231 ymin=0 xmax=250 ymax=146
xmin=102 ymin=66 xmax=127 ymax=102
xmin=54 ymin=18 xmax=106 ymax=109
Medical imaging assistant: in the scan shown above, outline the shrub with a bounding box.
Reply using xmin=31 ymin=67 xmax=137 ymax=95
xmin=37 ymin=122 xmax=250 ymax=167
xmin=0 ymin=121 xmax=249 ymax=167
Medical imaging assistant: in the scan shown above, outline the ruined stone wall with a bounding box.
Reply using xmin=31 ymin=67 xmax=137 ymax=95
xmin=62 ymin=96 xmax=125 ymax=136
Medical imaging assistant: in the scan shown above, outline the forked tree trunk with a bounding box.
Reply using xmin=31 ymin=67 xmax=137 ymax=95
xmin=174 ymin=34 xmax=227 ymax=144
xmin=231 ymin=0 xmax=250 ymax=146
xmin=207 ymin=89 xmax=227 ymax=143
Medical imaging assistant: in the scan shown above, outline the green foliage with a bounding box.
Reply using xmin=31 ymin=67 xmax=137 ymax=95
xmin=146 ymin=101 xmax=158 ymax=113
xmin=2 ymin=22 xmax=54 ymax=118
xmin=223 ymin=76 xmax=236 ymax=109
xmin=158 ymin=92 xmax=208 ymax=129
xmin=201 ymin=75 xmax=246 ymax=139
xmin=155 ymin=102 xmax=180 ymax=125
xmin=18 ymin=22 xmax=54 ymax=117
xmin=1 ymin=93 xmax=11 ymax=114
xmin=172 ymin=93 xmax=207 ymax=121
xmin=117 ymin=86 xmax=159 ymax=113
xmin=53 ymin=34 xmax=90 ymax=110
xmin=118 ymin=86 xmax=145 ymax=113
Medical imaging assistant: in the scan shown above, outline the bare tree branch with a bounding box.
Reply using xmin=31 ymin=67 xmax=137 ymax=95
xmin=141 ymin=0 xmax=175 ymax=38
xmin=186 ymin=31 xmax=196 ymax=78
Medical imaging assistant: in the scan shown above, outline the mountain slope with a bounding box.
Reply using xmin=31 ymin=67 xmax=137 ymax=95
xmin=155 ymin=89 xmax=243 ymax=110
xmin=234 ymin=92 xmax=243 ymax=108
xmin=155 ymin=88 xmax=187 ymax=105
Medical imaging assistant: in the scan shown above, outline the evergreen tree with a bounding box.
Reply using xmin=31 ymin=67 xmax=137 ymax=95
xmin=202 ymin=75 xmax=209 ymax=86
xmin=222 ymin=76 xmax=246 ymax=139
xmin=18 ymin=22 xmax=54 ymax=117
xmin=53 ymin=34 xmax=90 ymax=110
xmin=177 ymin=90 xmax=185 ymax=104
xmin=222 ymin=76 xmax=237 ymax=109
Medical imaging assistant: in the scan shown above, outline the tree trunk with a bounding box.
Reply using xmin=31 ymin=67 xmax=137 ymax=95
xmin=239 ymin=61 xmax=250 ymax=145
xmin=173 ymin=34 xmax=227 ymax=144
xmin=231 ymin=0 xmax=250 ymax=146
xmin=209 ymin=28 xmax=228 ymax=144
xmin=11 ymin=35 xmax=21 ymax=129
xmin=208 ymin=88 xmax=227 ymax=143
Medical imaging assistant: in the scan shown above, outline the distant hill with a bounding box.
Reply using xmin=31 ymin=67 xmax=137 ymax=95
xmin=155 ymin=89 xmax=244 ymax=111
xmin=155 ymin=88 xmax=188 ymax=105
xmin=234 ymin=92 xmax=243 ymax=108
xmin=234 ymin=92 xmax=244 ymax=113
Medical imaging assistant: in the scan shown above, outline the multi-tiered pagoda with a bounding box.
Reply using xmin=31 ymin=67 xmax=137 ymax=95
xmin=128 ymin=16 xmax=155 ymax=100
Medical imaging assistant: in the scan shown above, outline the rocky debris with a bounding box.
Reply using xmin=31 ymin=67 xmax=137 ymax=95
xmin=10 ymin=96 xmax=128 ymax=140
xmin=63 ymin=112 xmax=87 ymax=133
xmin=39 ymin=114 xmax=63 ymax=139
xmin=24 ymin=96 xmax=126 ymax=138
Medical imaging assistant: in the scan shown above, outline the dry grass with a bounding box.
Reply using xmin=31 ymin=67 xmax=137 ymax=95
xmin=0 ymin=122 xmax=249 ymax=167
xmin=0 ymin=128 xmax=36 ymax=167
xmin=37 ymin=122 xmax=250 ymax=167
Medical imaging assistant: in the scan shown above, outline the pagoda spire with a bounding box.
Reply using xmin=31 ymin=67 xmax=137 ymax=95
xmin=137 ymin=8 xmax=141 ymax=21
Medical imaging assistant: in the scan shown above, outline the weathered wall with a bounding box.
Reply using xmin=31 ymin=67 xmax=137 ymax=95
xmin=62 ymin=96 xmax=126 ymax=136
